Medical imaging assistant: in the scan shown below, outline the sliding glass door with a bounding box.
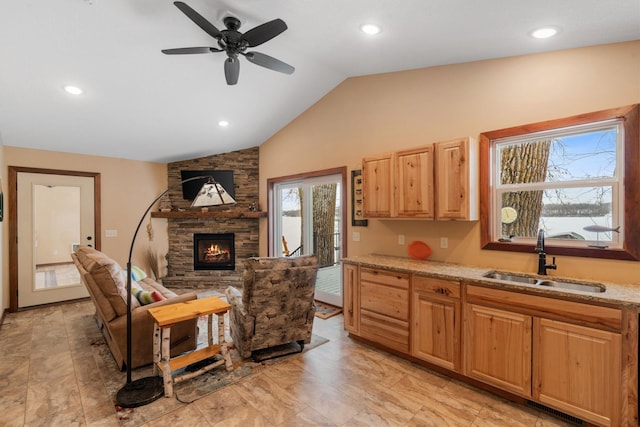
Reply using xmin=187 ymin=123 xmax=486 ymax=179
xmin=271 ymin=170 xmax=345 ymax=307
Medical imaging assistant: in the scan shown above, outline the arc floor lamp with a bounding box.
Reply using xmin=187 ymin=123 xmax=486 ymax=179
xmin=116 ymin=176 xmax=235 ymax=408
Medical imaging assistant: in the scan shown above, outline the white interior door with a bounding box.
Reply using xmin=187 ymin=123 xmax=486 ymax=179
xmin=17 ymin=173 xmax=93 ymax=308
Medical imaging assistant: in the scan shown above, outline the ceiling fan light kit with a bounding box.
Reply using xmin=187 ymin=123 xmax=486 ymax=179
xmin=162 ymin=1 xmax=295 ymax=85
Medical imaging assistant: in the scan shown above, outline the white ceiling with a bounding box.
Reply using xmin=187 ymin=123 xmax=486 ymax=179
xmin=1 ymin=0 xmax=639 ymax=163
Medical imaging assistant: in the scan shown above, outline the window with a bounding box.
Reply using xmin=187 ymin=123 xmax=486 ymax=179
xmin=480 ymin=104 xmax=640 ymax=261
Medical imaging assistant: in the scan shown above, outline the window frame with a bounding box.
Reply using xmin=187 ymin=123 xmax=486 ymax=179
xmin=479 ymin=104 xmax=640 ymax=261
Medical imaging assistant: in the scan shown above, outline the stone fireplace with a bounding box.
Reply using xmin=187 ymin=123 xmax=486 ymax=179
xmin=157 ymin=147 xmax=261 ymax=294
xmin=193 ymin=233 xmax=235 ymax=270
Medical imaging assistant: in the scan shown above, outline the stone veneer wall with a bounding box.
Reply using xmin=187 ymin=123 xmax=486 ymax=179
xmin=162 ymin=147 xmax=260 ymax=293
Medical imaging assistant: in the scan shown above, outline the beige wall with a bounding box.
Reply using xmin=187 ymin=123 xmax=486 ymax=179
xmin=2 ymin=147 xmax=169 ymax=308
xmin=260 ymin=41 xmax=640 ymax=285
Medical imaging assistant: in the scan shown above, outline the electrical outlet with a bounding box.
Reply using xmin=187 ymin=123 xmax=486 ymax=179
xmin=398 ymin=234 xmax=405 ymax=245
xmin=440 ymin=237 xmax=448 ymax=249
xmin=352 ymin=231 xmax=361 ymax=242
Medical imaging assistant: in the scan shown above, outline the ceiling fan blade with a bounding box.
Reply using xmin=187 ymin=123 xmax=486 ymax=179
xmin=241 ymin=19 xmax=287 ymax=47
xmin=173 ymin=1 xmax=222 ymax=40
xmin=224 ymin=57 xmax=240 ymax=85
xmin=244 ymin=51 xmax=295 ymax=75
xmin=161 ymin=47 xmax=221 ymax=55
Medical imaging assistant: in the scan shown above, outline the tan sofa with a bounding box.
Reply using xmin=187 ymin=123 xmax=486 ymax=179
xmin=225 ymin=255 xmax=319 ymax=358
xmin=72 ymin=246 xmax=198 ymax=370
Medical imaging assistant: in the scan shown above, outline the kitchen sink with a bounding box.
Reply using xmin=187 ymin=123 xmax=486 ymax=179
xmin=483 ymin=271 xmax=606 ymax=293
xmin=536 ymin=280 xmax=605 ymax=293
xmin=483 ymin=272 xmax=539 ymax=285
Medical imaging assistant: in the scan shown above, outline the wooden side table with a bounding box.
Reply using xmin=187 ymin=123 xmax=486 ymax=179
xmin=148 ymin=296 xmax=233 ymax=398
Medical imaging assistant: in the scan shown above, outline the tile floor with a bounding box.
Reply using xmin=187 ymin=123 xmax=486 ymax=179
xmin=0 ymin=299 xmax=574 ymax=426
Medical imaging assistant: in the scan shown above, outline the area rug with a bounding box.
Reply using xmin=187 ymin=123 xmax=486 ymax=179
xmin=94 ymin=315 xmax=328 ymax=427
xmin=314 ymin=301 xmax=342 ymax=319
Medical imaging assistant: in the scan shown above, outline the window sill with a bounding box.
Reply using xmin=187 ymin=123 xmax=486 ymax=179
xmin=482 ymin=241 xmax=637 ymax=261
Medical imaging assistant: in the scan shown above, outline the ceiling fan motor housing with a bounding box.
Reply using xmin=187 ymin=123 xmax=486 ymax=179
xmin=223 ymin=16 xmax=241 ymax=31
xmin=218 ymin=21 xmax=247 ymax=56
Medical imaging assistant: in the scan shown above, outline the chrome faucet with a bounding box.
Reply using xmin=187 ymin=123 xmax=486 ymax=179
xmin=534 ymin=229 xmax=557 ymax=275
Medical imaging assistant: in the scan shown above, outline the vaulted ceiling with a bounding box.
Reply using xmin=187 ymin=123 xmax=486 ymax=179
xmin=1 ymin=0 xmax=638 ymax=162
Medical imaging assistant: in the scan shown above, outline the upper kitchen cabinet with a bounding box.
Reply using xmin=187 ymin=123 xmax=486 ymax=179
xmin=435 ymin=137 xmax=478 ymax=220
xmin=362 ymin=152 xmax=394 ymax=217
xmin=361 ymin=137 xmax=477 ymax=220
xmin=396 ymin=145 xmax=435 ymax=218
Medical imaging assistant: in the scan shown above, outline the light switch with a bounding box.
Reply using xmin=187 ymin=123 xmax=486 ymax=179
xmin=105 ymin=229 xmax=118 ymax=238
xmin=352 ymin=231 xmax=361 ymax=242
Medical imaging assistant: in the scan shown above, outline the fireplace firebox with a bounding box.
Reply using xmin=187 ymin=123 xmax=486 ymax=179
xmin=193 ymin=233 xmax=235 ymax=270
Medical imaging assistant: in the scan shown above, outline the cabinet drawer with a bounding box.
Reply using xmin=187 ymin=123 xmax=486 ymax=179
xmin=361 ymin=268 xmax=409 ymax=289
xmin=413 ymin=276 xmax=460 ymax=298
xmin=360 ymin=309 xmax=409 ymax=353
xmin=361 ymin=282 xmax=409 ymax=321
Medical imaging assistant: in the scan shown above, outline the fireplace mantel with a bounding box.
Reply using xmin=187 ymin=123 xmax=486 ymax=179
xmin=151 ymin=209 xmax=267 ymax=219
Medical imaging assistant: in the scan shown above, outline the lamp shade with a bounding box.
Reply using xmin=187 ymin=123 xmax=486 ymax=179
xmin=191 ymin=182 xmax=236 ymax=208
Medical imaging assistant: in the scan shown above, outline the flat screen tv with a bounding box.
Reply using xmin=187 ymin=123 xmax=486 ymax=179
xmin=180 ymin=170 xmax=235 ymax=201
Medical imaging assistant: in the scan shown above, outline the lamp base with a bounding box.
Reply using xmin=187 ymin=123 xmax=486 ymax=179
xmin=116 ymin=376 xmax=165 ymax=408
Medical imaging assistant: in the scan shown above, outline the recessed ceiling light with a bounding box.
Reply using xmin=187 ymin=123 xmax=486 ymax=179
xmin=361 ymin=24 xmax=381 ymax=35
xmin=63 ymin=85 xmax=83 ymax=95
xmin=530 ymin=27 xmax=559 ymax=39
xmin=218 ymin=120 xmax=229 ymax=127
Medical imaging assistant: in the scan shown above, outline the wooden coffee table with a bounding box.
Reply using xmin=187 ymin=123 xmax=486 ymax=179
xmin=148 ymin=296 xmax=233 ymax=398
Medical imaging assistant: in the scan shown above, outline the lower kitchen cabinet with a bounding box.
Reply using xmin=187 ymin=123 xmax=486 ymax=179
xmin=533 ymin=317 xmax=621 ymax=426
xmin=342 ymin=262 xmax=636 ymax=426
xmin=342 ymin=263 xmax=360 ymax=334
xmin=464 ymin=303 xmax=532 ymax=397
xmin=411 ymin=276 xmax=461 ymax=371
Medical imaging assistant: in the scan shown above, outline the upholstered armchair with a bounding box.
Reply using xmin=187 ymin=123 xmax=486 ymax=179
xmin=225 ymin=255 xmax=319 ymax=359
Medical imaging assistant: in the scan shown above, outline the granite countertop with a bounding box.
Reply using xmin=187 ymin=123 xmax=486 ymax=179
xmin=343 ymin=254 xmax=640 ymax=308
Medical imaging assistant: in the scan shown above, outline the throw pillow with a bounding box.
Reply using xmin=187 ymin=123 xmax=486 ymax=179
xmin=130 ymin=280 xmax=142 ymax=294
xmin=130 ymin=265 xmax=147 ymax=281
xmin=135 ymin=289 xmax=166 ymax=305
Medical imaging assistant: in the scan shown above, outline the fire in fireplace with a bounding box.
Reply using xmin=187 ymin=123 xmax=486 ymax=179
xmin=193 ymin=233 xmax=235 ymax=270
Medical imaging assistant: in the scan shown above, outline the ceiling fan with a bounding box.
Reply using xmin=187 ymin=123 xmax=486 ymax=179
xmin=162 ymin=1 xmax=295 ymax=85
